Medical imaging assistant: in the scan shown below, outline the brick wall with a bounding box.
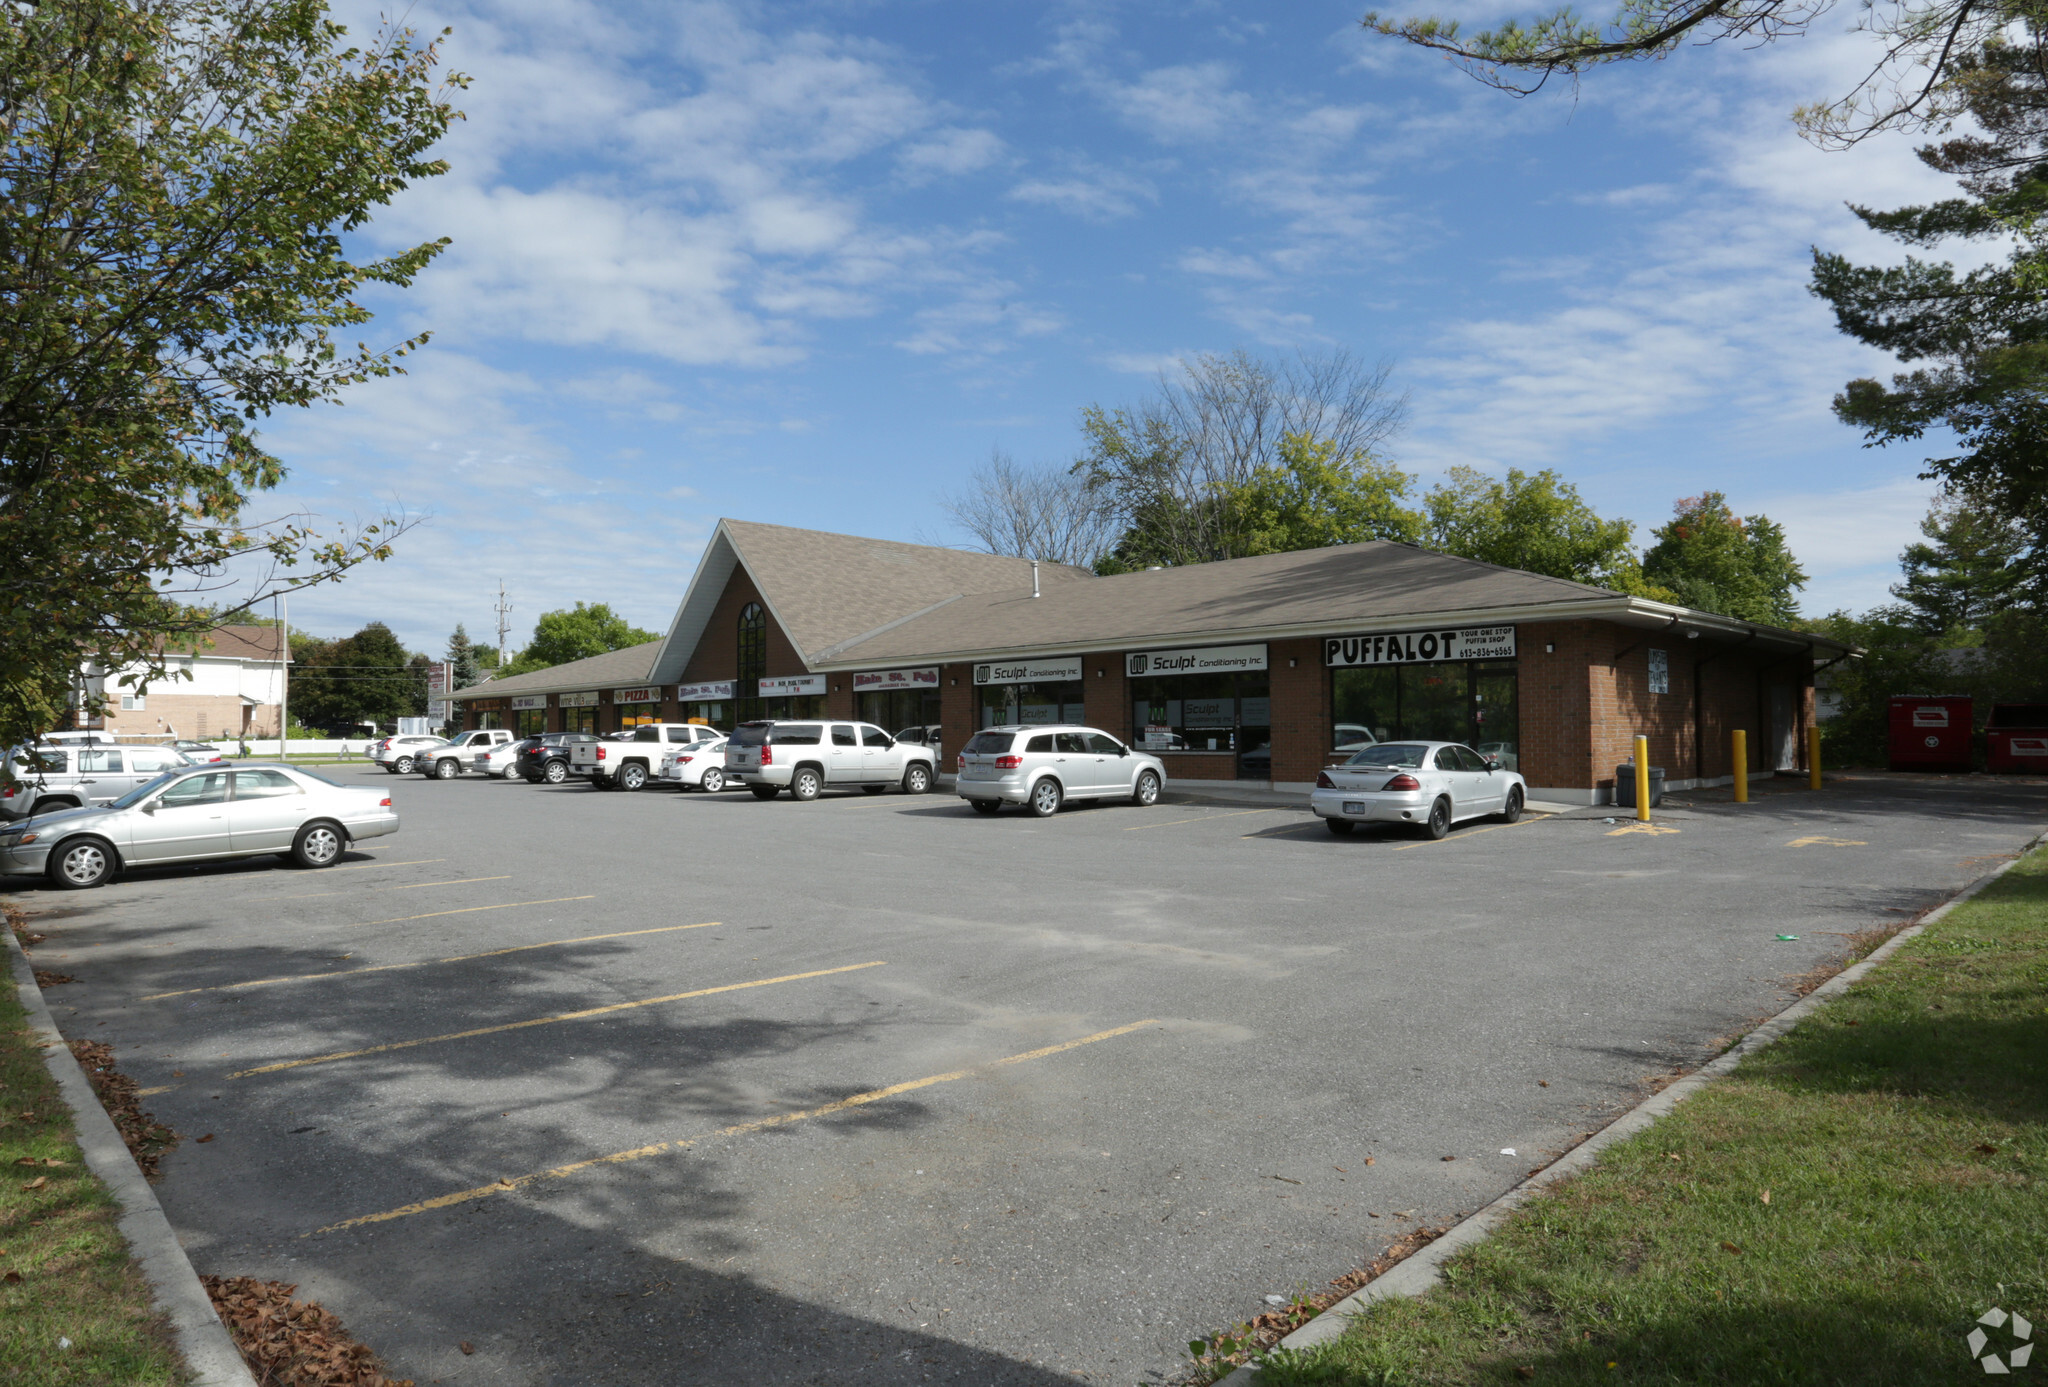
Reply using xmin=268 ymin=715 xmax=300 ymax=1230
xmin=95 ymin=695 xmax=275 ymax=741
xmin=1269 ymin=638 xmax=1327 ymax=784
xmin=680 ymin=568 xmax=805 ymax=683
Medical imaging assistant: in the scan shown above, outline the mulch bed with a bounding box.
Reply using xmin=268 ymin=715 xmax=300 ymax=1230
xmin=202 ymin=1277 xmax=416 ymax=1387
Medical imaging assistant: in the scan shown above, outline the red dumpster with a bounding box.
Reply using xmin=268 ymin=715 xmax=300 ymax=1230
xmin=1888 ymin=694 xmax=1972 ymax=772
xmin=1987 ymin=703 xmax=2048 ymax=774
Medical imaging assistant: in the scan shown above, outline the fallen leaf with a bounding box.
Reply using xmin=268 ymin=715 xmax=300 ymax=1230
xmin=1516 ymin=1368 xmax=1536 ymax=1381
xmin=1441 ymin=1155 xmax=1456 ymax=1162
xmin=459 ymin=1341 xmax=475 ymax=1355
xmin=196 ymin=1134 xmax=214 ymax=1143
xmin=1364 ymin=1157 xmax=1375 ymax=1166
xmin=1271 ymin=1175 xmax=1301 ymax=1185
xmin=1333 ymin=1166 xmax=1346 ymax=1173
xmin=12 ymin=1157 xmax=36 ymax=1167
xmin=22 ymin=1177 xmax=46 ymax=1191
xmin=1666 ymin=1153 xmax=1682 ymax=1161
xmin=1720 ymin=1241 xmax=1742 ymax=1255
xmin=171 ymin=1071 xmax=184 ymax=1078
xmin=497 ymin=1177 xmax=513 ymax=1188
xmin=3 ymin=1271 xmax=20 ymax=1284
xmin=1760 ymin=1189 xmax=1771 ymax=1205
xmin=1976 ymin=1143 xmax=2000 ymax=1155
xmin=1538 ymin=1080 xmax=1549 ymax=1087
xmin=41 ymin=1159 xmax=66 ymax=1168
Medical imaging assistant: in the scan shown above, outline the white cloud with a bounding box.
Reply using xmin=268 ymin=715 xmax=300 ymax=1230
xmin=1008 ymin=162 xmax=1158 ymax=221
xmin=897 ymin=127 xmax=1006 ymax=181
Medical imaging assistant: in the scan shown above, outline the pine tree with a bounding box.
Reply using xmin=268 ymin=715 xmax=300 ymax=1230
xmin=1892 ymin=492 xmax=2032 ymax=636
xmin=446 ymin=624 xmax=484 ymax=690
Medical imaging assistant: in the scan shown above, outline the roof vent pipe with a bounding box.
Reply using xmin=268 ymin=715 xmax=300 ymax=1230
xmin=1031 ymin=560 xmax=1040 ymax=598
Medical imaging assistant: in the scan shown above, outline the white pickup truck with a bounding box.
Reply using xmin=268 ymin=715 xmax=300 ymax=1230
xmin=570 ymin=724 xmax=724 ymax=790
xmin=418 ymin=728 xmax=517 ymax=779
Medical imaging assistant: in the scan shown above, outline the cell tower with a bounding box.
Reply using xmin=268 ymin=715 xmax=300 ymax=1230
xmin=494 ymin=580 xmax=513 ymax=670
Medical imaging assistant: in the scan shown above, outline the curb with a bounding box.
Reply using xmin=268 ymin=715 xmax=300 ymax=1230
xmin=5 ymin=915 xmax=257 ymax=1387
xmin=1223 ymin=829 xmax=2048 ymax=1382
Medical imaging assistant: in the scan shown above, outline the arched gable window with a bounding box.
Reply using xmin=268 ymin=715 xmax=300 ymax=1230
xmin=737 ymin=602 xmax=766 ymax=685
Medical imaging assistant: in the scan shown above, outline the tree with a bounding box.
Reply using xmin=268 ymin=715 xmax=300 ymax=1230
xmin=1078 ymin=348 xmax=1409 ymax=568
xmin=1363 ymin=0 xmax=2014 ymax=145
xmin=1809 ymin=30 xmax=2048 ymax=552
xmin=0 ymin=0 xmax=460 ymax=750
xmin=1891 ymin=490 xmax=2034 ymax=635
xmin=504 ymin=603 xmax=658 ymax=677
xmin=1214 ymin=433 xmax=1422 ymax=556
xmin=941 ymin=448 xmax=1122 ymax=568
xmin=288 ymin=622 xmax=423 ymax=728
xmin=1420 ymin=466 xmax=1670 ymax=593
xmin=445 ymin=624 xmax=485 ymax=690
xmin=1641 ymin=492 xmax=1808 ymax=623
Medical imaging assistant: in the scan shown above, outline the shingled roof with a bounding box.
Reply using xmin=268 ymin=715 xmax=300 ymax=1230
xmin=447 ymin=640 xmax=661 ymax=702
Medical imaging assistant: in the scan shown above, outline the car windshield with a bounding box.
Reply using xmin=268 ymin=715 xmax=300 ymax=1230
xmin=109 ymin=770 xmax=185 ymax=809
xmin=963 ymin=731 xmax=1015 ymax=755
xmin=1346 ymin=743 xmax=1430 ymax=769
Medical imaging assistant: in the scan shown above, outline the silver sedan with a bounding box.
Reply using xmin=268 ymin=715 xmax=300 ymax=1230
xmin=1309 ymin=740 xmax=1527 ymax=840
xmin=0 ymin=763 xmax=400 ymax=889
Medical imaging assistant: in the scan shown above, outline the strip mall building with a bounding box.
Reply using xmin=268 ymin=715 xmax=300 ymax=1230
xmin=447 ymin=520 xmax=1854 ymax=803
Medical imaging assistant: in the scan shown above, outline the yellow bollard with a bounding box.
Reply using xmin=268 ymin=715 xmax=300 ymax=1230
xmin=1809 ymin=725 xmax=1822 ymax=790
xmin=1635 ymin=734 xmax=1651 ymax=822
xmin=1732 ymin=729 xmax=1748 ymax=803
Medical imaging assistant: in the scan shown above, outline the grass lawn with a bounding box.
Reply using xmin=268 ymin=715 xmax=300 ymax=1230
xmin=1249 ymin=845 xmax=2048 ymax=1386
xmin=2 ymin=926 xmax=185 ymax=1385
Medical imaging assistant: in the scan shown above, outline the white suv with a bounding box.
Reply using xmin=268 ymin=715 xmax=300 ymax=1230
xmin=1 ymin=742 xmax=193 ymax=820
xmin=955 ymin=724 xmax=1166 ymax=817
xmin=373 ymin=735 xmax=449 ymax=775
xmin=726 ymin=720 xmax=937 ymax=801
xmin=418 ymin=729 xmax=516 ymax=779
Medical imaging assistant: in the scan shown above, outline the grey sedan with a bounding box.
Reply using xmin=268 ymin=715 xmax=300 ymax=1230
xmin=0 ymin=763 xmax=401 ymax=889
xmin=1310 ymin=740 xmax=1527 ymax=839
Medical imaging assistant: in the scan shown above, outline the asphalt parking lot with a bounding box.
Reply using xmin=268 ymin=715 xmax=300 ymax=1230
xmin=9 ymin=765 xmax=2046 ymax=1385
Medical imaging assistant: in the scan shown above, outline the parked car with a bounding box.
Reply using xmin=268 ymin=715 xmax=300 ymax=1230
xmin=0 ymin=762 xmax=400 ymax=889
xmin=726 ymin=720 xmax=937 ymax=800
xmin=1309 ymin=740 xmax=1526 ymax=840
xmin=372 ymin=735 xmax=449 ymax=775
xmin=473 ymin=740 xmax=529 ymax=780
xmin=1 ymin=743 xmax=193 ymax=821
xmin=893 ymin=724 xmax=945 ymax=758
xmin=171 ymin=739 xmax=228 ymax=763
xmin=955 ymin=725 xmax=1164 ymax=817
xmin=1476 ymin=741 xmax=1519 ymax=773
xmin=571 ymin=724 xmax=724 ymax=791
xmin=518 ymin=732 xmax=601 ymax=784
xmin=659 ymin=738 xmax=739 ymax=792
xmin=417 ymin=729 xmax=517 ymax=779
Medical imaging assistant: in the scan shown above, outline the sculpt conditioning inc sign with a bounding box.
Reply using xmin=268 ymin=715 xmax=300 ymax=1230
xmin=759 ymin=674 xmax=826 ymax=696
xmin=1325 ymin=626 xmax=1517 ymax=667
xmin=853 ymin=667 xmax=939 ymax=692
xmin=678 ymin=681 xmax=734 ymax=701
xmin=974 ymin=658 xmax=1083 ymax=686
xmin=1126 ymin=643 xmax=1268 ymax=678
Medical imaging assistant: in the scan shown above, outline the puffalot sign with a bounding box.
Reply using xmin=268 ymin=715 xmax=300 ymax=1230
xmin=974 ymin=658 xmax=1083 ymax=685
xmin=1325 ymin=626 xmax=1518 ymax=667
xmin=853 ymin=667 xmax=939 ymax=692
xmin=1127 ymin=643 xmax=1268 ymax=678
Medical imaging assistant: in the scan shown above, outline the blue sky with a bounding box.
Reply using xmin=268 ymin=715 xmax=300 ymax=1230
xmin=263 ymin=0 xmax=1963 ymax=655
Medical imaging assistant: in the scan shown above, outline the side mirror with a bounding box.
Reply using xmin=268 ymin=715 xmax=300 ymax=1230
xmin=1117 ymin=746 xmax=1130 ymax=757
xmin=141 ymin=801 xmax=158 ymax=814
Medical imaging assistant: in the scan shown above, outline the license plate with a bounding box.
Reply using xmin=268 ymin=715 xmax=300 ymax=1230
xmin=1343 ymin=801 xmax=1365 ymax=814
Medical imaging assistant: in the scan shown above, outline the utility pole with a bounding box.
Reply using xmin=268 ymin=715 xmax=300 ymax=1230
xmin=493 ymin=581 xmax=513 ymax=672
xmin=277 ymin=589 xmax=289 ymax=761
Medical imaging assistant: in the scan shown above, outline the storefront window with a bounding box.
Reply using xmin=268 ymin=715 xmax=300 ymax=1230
xmin=1129 ymin=672 xmax=1270 ymax=760
xmin=564 ymin=706 xmax=597 ymax=736
xmin=515 ymin=709 xmax=546 ymax=736
xmin=736 ymin=604 xmax=767 ymax=722
xmin=617 ymin=702 xmax=661 ymax=729
xmin=859 ymin=689 xmax=943 ymax=736
xmin=979 ymin=681 xmax=1084 ymax=728
xmin=684 ymin=701 xmax=730 ymax=728
xmin=756 ymin=695 xmax=826 ymax=720
xmin=1331 ymin=662 xmax=1518 ymax=767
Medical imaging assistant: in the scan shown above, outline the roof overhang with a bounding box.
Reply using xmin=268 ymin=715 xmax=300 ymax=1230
xmin=809 ymin=595 xmax=1857 ymax=671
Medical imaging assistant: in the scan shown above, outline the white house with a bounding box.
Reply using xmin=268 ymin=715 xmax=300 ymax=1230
xmin=76 ymin=625 xmax=287 ymax=742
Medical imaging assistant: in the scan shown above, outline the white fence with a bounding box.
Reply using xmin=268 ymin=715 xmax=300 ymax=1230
xmin=226 ymin=739 xmax=377 ymax=758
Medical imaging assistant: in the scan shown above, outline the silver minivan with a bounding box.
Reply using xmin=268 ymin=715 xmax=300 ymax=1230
xmin=955 ymin=724 xmax=1166 ymax=817
xmin=1 ymin=742 xmax=193 ymax=820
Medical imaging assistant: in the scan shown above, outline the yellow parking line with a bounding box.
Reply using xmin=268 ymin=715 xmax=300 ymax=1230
xmin=1786 ymin=835 xmax=1868 ymax=848
xmin=1125 ymin=808 xmax=1285 ymax=831
xmin=346 ymin=895 xmax=596 ymax=931
xmin=1390 ymin=813 xmax=1551 ymax=850
xmin=141 ymin=922 xmax=723 ymax=1001
xmin=324 ymin=859 xmax=447 ymax=872
xmin=307 ymin=1017 xmax=1159 ymax=1236
xmin=248 ymin=875 xmax=511 ymax=903
xmin=229 ymin=960 xmax=886 ymax=1080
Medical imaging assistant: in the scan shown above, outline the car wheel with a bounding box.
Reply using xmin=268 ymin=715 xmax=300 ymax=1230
xmin=382 ymin=765 xmax=400 ymax=775
xmin=1028 ymin=778 xmax=1063 ymax=817
xmin=434 ymin=757 xmax=459 ymax=780
xmin=291 ymin=820 xmax=345 ymax=868
xmin=969 ymin=798 xmax=1001 ymax=815
xmin=791 ymin=768 xmax=822 ymax=801
xmin=1421 ymin=797 xmax=1451 ymax=840
xmin=902 ymin=763 xmax=932 ymax=795
xmin=1498 ymin=787 xmax=1524 ymax=823
xmin=544 ymin=760 xmax=568 ymax=784
xmin=750 ymin=785 xmax=779 ymax=800
xmin=700 ymin=767 xmax=724 ymax=794
xmin=394 ymin=756 xmax=415 ymax=774
xmin=1131 ymin=770 xmax=1160 ymax=807
xmin=1326 ymin=817 xmax=1357 ymax=836
xmin=47 ymin=836 xmax=115 ymax=890
xmin=619 ymin=763 xmax=647 ymax=792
